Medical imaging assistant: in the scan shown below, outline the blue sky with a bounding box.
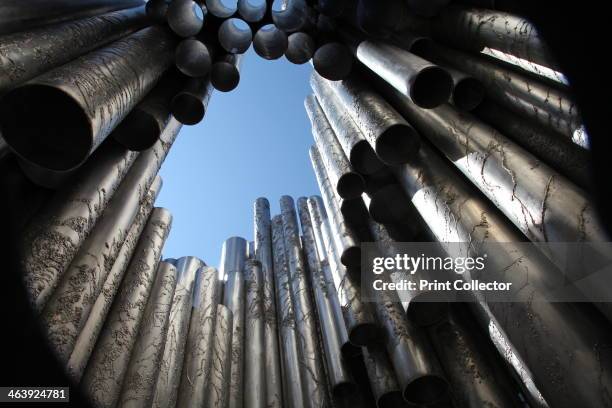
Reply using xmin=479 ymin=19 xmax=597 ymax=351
xmin=157 ymin=47 xmax=318 ymax=266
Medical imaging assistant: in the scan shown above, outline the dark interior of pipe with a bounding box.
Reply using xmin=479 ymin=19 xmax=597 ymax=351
xmin=112 ymin=109 xmax=160 ymax=151
xmin=337 ymin=172 xmax=365 ymax=200
xmin=168 ymin=0 xmax=205 ymax=37
xmin=403 ymin=375 xmax=449 ymax=405
xmin=350 ymin=141 xmax=385 ymax=175
xmin=0 ymin=85 xmax=91 ymax=171
xmin=411 ymin=66 xmax=453 ymax=109
xmin=407 ymin=300 xmax=449 ymax=327
xmin=453 ymin=77 xmax=485 ymax=111
xmin=313 ymin=43 xmax=353 ymax=81
xmin=253 ymin=24 xmax=288 ymax=60
xmin=340 ymin=245 xmax=361 ymax=269
xmin=340 ymin=198 xmax=368 ymax=224
xmin=349 ymin=322 xmax=380 ymax=346
xmin=375 ymin=124 xmax=420 ymax=165
xmin=211 ymin=62 xmax=240 ymax=92
xmin=176 ymin=39 xmax=212 ymax=77
xmin=331 ymin=381 xmax=360 ymax=407
xmin=285 ymin=32 xmax=315 ymax=64
xmin=171 ymin=93 xmax=205 ymax=125
xmin=218 ymin=18 xmax=252 ymax=54
xmin=238 ymin=0 xmax=267 ymax=22
xmin=378 ymin=390 xmax=409 ymax=408
xmin=271 ymin=0 xmax=307 ymax=32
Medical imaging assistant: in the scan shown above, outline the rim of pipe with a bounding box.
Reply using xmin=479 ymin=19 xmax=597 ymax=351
xmin=218 ymin=18 xmax=253 ymax=54
xmin=253 ymin=24 xmax=288 ymax=60
xmin=206 ymin=0 xmax=238 ymax=18
xmin=410 ymin=66 xmax=454 ymax=109
xmin=237 ymin=0 xmax=266 ymax=22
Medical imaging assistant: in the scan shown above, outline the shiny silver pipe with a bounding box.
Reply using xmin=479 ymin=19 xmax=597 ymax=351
xmin=446 ymin=66 xmax=485 ymax=111
xmin=325 ymin=76 xmax=419 ymax=165
xmin=271 ymin=0 xmax=309 ymax=32
xmin=219 ymin=236 xmax=248 ymax=279
xmin=205 ymin=304 xmax=234 ymax=408
xmin=405 ymin=0 xmax=449 ymax=17
xmin=362 ymin=345 xmax=408 ymax=408
xmin=146 ymin=0 xmax=169 ymax=23
xmin=175 ymin=38 xmax=212 ymax=78
xmin=167 ymin=0 xmax=205 ymax=37
xmin=313 ymin=43 xmax=353 ymax=81
xmin=297 ymin=198 xmax=358 ymax=406
xmin=285 ymin=32 xmax=316 ymax=65
xmin=253 ymin=24 xmax=288 ymax=61
xmin=393 ymin=143 xmax=612 ymax=407
xmin=279 ymin=196 xmax=329 ymax=408
xmin=247 ymin=240 xmax=256 ymax=259
xmin=253 ymin=198 xmax=283 ymax=408
xmin=15 ymin=158 xmax=79 ymax=189
xmin=218 ymin=18 xmax=253 ymax=54
xmin=176 ymin=266 xmax=223 ymax=408
xmin=0 ymin=0 xmax=144 ymax=35
xmin=206 ymin=0 xmax=238 ymax=18
xmin=305 ymin=95 xmax=365 ymax=199
xmin=244 ymin=259 xmax=266 ymax=408
xmin=310 ymin=73 xmax=384 ymax=175
xmin=171 ymin=77 xmax=214 ymax=125
xmin=40 ymin=121 xmax=181 ymax=362
xmin=117 ymin=261 xmax=178 ymax=408
xmin=0 ymin=26 xmax=175 ymax=171
xmin=152 ymin=256 xmax=203 ymax=408
xmin=80 ymin=207 xmax=172 ymax=408
xmin=211 ymin=54 xmax=243 ymax=93
xmin=0 ymin=6 xmax=148 ymax=95
xmin=238 ymin=0 xmax=266 ymax=22
xmin=271 ymin=215 xmax=307 ymax=407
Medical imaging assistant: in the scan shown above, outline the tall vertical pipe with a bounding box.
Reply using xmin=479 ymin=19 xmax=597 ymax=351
xmin=285 ymin=32 xmax=316 ymax=64
xmin=211 ymin=54 xmax=243 ymax=93
xmin=175 ymin=38 xmax=212 ymax=78
xmin=171 ymin=77 xmax=214 ymax=125
xmin=312 ymin=43 xmax=353 ymax=81
xmin=219 ymin=236 xmax=248 ymax=279
xmin=253 ymin=198 xmax=283 ymax=408
xmin=271 ymin=0 xmax=309 ymax=32
xmin=117 ymin=261 xmax=178 ymax=408
xmin=205 ymin=304 xmax=234 ymax=408
xmin=244 ymin=259 xmax=266 ymax=408
xmin=362 ymin=345 xmax=409 ymax=408
xmin=80 ymin=207 xmax=173 ymax=408
xmin=253 ymin=24 xmax=289 ymax=60
xmin=167 ymin=0 xmax=206 ymax=37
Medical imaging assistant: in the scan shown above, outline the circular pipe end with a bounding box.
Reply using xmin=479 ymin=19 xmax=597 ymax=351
xmin=237 ymin=0 xmax=266 ymax=22
xmin=285 ymin=32 xmax=315 ymax=65
xmin=211 ymin=62 xmax=240 ymax=92
xmin=176 ymin=39 xmax=212 ymax=78
xmin=349 ymin=322 xmax=381 ymax=346
xmin=351 ymin=141 xmax=385 ymax=175
xmin=378 ymin=391 xmax=407 ymax=408
xmin=341 ymin=246 xmax=361 ymax=270
xmin=112 ymin=109 xmax=161 ymax=151
xmin=403 ymin=375 xmax=449 ymax=405
xmin=337 ymin=172 xmax=365 ymax=200
xmin=171 ymin=93 xmax=205 ymax=125
xmin=332 ymin=382 xmax=359 ymax=407
xmin=253 ymin=24 xmax=288 ymax=60
xmin=167 ymin=0 xmax=205 ymax=38
xmin=411 ymin=66 xmax=454 ymax=109
xmin=206 ymin=0 xmax=238 ymax=18
xmin=452 ymin=77 xmax=485 ymax=111
xmin=313 ymin=43 xmax=353 ymax=81
xmin=376 ymin=123 xmax=420 ymax=165
xmin=218 ymin=18 xmax=253 ymax=54
xmin=407 ymin=299 xmax=448 ymax=327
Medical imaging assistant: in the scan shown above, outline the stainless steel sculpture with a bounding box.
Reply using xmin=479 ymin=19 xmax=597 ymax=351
xmin=218 ymin=18 xmax=253 ymax=54
xmin=271 ymin=0 xmax=309 ymax=32
xmin=243 ymin=259 xmax=266 ymax=408
xmin=175 ymin=38 xmax=212 ymax=78
xmin=146 ymin=0 xmax=169 ymax=23
xmin=211 ymin=54 xmax=243 ymax=93
xmin=312 ymin=43 xmax=353 ymax=81
xmin=238 ymin=0 xmax=267 ymax=22
xmin=206 ymin=0 xmax=238 ymax=18
xmin=361 ymin=345 xmax=408 ymax=408
xmin=206 ymin=304 xmax=234 ymax=408
xmin=171 ymin=77 xmax=214 ymax=125
xmin=285 ymin=32 xmax=315 ymax=64
xmin=167 ymin=0 xmax=205 ymax=37
xmin=253 ymin=24 xmax=289 ymax=60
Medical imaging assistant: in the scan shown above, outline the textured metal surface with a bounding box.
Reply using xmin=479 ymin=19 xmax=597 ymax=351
xmin=218 ymin=18 xmax=252 ymax=54
xmin=285 ymin=32 xmax=315 ymax=64
xmin=211 ymin=54 xmax=243 ymax=93
xmin=117 ymin=261 xmax=178 ymax=408
xmin=80 ymin=207 xmax=172 ymax=408
xmin=205 ymin=304 xmax=233 ymax=408
xmin=171 ymin=77 xmax=214 ymax=125
xmin=243 ymin=259 xmax=266 ymax=408
xmin=305 ymin=95 xmax=364 ymax=200
xmin=175 ymin=38 xmax=212 ymax=78
xmin=313 ymin=43 xmax=353 ymax=81
xmin=152 ymin=256 xmax=203 ymax=408
xmin=66 ymin=176 xmax=162 ymax=383
xmin=0 ymin=6 xmax=148 ymax=95
xmin=253 ymin=198 xmax=283 ymax=408
xmin=253 ymin=24 xmax=288 ymax=60
xmin=167 ymin=0 xmax=205 ymax=37
xmin=176 ymin=266 xmax=222 ymax=408
xmin=0 ymin=26 xmax=175 ymax=171
xmin=362 ymin=345 xmax=408 ymax=408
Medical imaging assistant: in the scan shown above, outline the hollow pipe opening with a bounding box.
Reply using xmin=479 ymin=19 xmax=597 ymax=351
xmin=205 ymin=0 xmax=238 ymax=18
xmin=452 ymin=77 xmax=485 ymax=111
xmin=113 ymin=109 xmax=161 ymax=151
xmin=171 ymin=93 xmax=205 ymax=125
xmin=167 ymin=0 xmax=205 ymax=38
xmin=211 ymin=61 xmax=240 ymax=92
xmin=253 ymin=24 xmax=288 ymax=60
xmin=237 ymin=0 xmax=266 ymax=22
xmin=340 ymin=245 xmax=361 ymax=269
xmin=410 ymin=66 xmax=453 ymax=109
xmin=348 ymin=322 xmax=380 ymax=346
xmin=406 ymin=299 xmax=448 ymax=327
xmin=285 ymin=32 xmax=315 ymax=65
xmin=337 ymin=172 xmax=365 ymax=200
xmin=176 ymin=39 xmax=212 ymax=77
xmin=313 ymin=43 xmax=353 ymax=81
xmin=403 ymin=375 xmax=449 ymax=405
xmin=350 ymin=141 xmax=385 ymax=175
xmin=375 ymin=124 xmax=420 ymax=165
xmin=271 ymin=0 xmax=308 ymax=32
xmin=377 ymin=391 xmax=408 ymax=408
xmin=218 ymin=18 xmax=252 ymax=54
xmin=340 ymin=199 xmax=368 ymax=224
xmin=331 ymin=381 xmax=359 ymax=407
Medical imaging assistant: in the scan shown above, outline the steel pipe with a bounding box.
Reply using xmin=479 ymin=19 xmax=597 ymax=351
xmin=366 ymin=184 xmax=418 ymax=226
xmin=152 ymin=256 xmax=203 ymax=408
xmin=0 ymin=26 xmax=175 ymax=171
xmin=271 ymin=0 xmax=309 ymax=32
xmin=0 ymin=0 xmax=144 ymax=35
xmin=146 ymin=0 xmax=169 ymax=23
xmin=211 ymin=54 xmax=243 ymax=92
xmin=446 ymin=67 xmax=485 ymax=111
xmin=310 ymin=74 xmax=384 ymax=175
xmin=218 ymin=18 xmax=253 ymax=54
xmin=167 ymin=0 xmax=205 ymax=37
xmin=80 ymin=207 xmax=172 ymax=408
xmin=66 ymin=176 xmax=162 ymax=382
xmin=220 ymin=236 xmax=248 ymax=279
xmin=339 ymin=197 xmax=369 ymax=227
xmin=15 ymin=158 xmax=79 ymax=189
xmin=354 ymin=0 xmax=406 ymax=38
xmin=238 ymin=0 xmax=267 ymax=22
xmin=0 ymin=6 xmax=148 ymax=96
xmin=253 ymin=24 xmax=288 ymax=60
xmin=205 ymin=304 xmax=234 ymax=408
xmin=305 ymin=95 xmax=364 ymax=199
xmin=171 ymin=77 xmax=214 ymax=125
xmin=271 ymin=215 xmax=307 ymax=407
xmin=285 ymin=32 xmax=315 ymax=64
xmin=362 ymin=345 xmax=408 ymax=408
xmin=312 ymin=43 xmax=353 ymax=81
xmin=253 ymin=198 xmax=283 ymax=408
xmin=117 ymin=261 xmax=178 ymax=408
xmin=176 ymin=266 xmax=223 ymax=408
xmin=243 ymin=259 xmax=266 ymax=408
xmin=206 ymin=0 xmax=238 ymax=18
xmin=176 ymin=38 xmax=212 ymax=77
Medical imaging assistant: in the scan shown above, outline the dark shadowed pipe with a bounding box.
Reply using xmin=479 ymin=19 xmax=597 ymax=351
xmin=305 ymin=95 xmax=364 ymax=199
xmin=238 ymin=0 xmax=267 ymax=22
xmin=0 ymin=0 xmax=145 ymax=35
xmin=271 ymin=215 xmax=307 ymax=407
xmin=152 ymin=256 xmax=203 ymax=408
xmin=253 ymin=24 xmax=288 ymax=60
xmin=66 ymin=176 xmax=161 ymax=382
xmin=146 ymin=0 xmax=169 ymax=23
xmin=355 ymin=0 xmax=407 ymax=38
xmin=317 ymin=0 xmax=346 ymax=17
xmin=0 ymin=6 xmax=148 ymax=95
xmin=16 ymin=158 xmax=79 ymax=189
xmin=175 ymin=38 xmax=212 ymax=77
xmin=367 ymin=184 xmax=418 ymax=226
xmin=339 ymin=197 xmax=369 ymax=227
xmin=405 ymin=0 xmax=450 ymax=17
xmin=390 ymin=30 xmax=432 ymax=54
xmin=271 ymin=0 xmax=309 ymax=32
xmin=362 ymin=345 xmax=410 ymax=408
xmin=211 ymin=54 xmax=243 ymax=92
xmin=445 ymin=66 xmax=485 ymax=111
xmin=167 ymin=0 xmax=206 ymax=37
xmin=243 ymin=260 xmax=266 ymax=408
xmin=171 ymin=77 xmax=214 ymax=125
xmin=253 ymin=198 xmax=283 ymax=408
xmin=117 ymin=261 xmax=177 ymax=408
xmin=206 ymin=0 xmax=238 ymax=18
xmin=80 ymin=207 xmax=172 ymax=408
xmin=285 ymin=32 xmax=315 ymax=64
xmin=0 ymin=26 xmax=175 ymax=172
xmin=310 ymin=74 xmax=384 ymax=175
xmin=313 ymin=42 xmax=353 ymax=81
xmin=326 ymin=76 xmax=420 ymax=165
xmin=218 ymin=18 xmax=253 ymax=54
xmin=176 ymin=266 xmax=222 ymax=408
xmin=205 ymin=304 xmax=234 ymax=408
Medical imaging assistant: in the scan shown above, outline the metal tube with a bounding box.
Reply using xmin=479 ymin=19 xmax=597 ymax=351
xmin=218 ymin=18 xmax=253 ymax=54
xmin=0 ymin=0 xmax=144 ymax=35
xmin=284 ymin=32 xmax=315 ymax=65
xmin=253 ymin=24 xmax=288 ymax=61
xmin=205 ymin=304 xmax=234 ymax=408
xmin=117 ymin=261 xmax=178 ymax=408
xmin=146 ymin=0 xmax=169 ymax=24
xmin=238 ymin=0 xmax=266 ymax=22
xmin=339 ymin=197 xmax=369 ymax=227
xmin=211 ymin=54 xmax=243 ymax=93
xmin=219 ymin=236 xmax=248 ymax=279
xmin=362 ymin=345 xmax=409 ymax=408
xmin=354 ymin=0 xmax=407 ymax=38
xmin=0 ymin=26 xmax=176 ymax=171
xmin=66 ymin=176 xmax=162 ymax=383
xmin=310 ymin=73 xmax=384 ymax=175
xmin=279 ymin=196 xmax=329 ymax=408
xmin=325 ymin=76 xmax=420 ymax=165
xmin=176 ymin=266 xmax=223 ymax=408
xmin=244 ymin=259 xmax=266 ymax=408
xmin=305 ymin=95 xmax=365 ymax=200
xmin=40 ymin=120 xmax=181 ymax=363
xmin=0 ymin=6 xmax=148 ymax=95
xmin=312 ymin=43 xmax=353 ymax=81
xmin=253 ymin=198 xmax=283 ymax=408
xmin=365 ymin=184 xmax=418 ymax=226
xmin=206 ymin=0 xmax=238 ymax=18
xmin=175 ymin=38 xmax=212 ymax=78
xmin=15 ymin=158 xmax=79 ymax=189
xmin=446 ymin=66 xmax=485 ymax=111
xmin=271 ymin=215 xmax=307 ymax=407
xmin=167 ymin=0 xmax=205 ymax=37
xmin=80 ymin=207 xmax=172 ymax=408
xmin=152 ymin=256 xmax=203 ymax=408
xmin=271 ymin=0 xmax=309 ymax=32
xmin=171 ymin=77 xmax=214 ymax=125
